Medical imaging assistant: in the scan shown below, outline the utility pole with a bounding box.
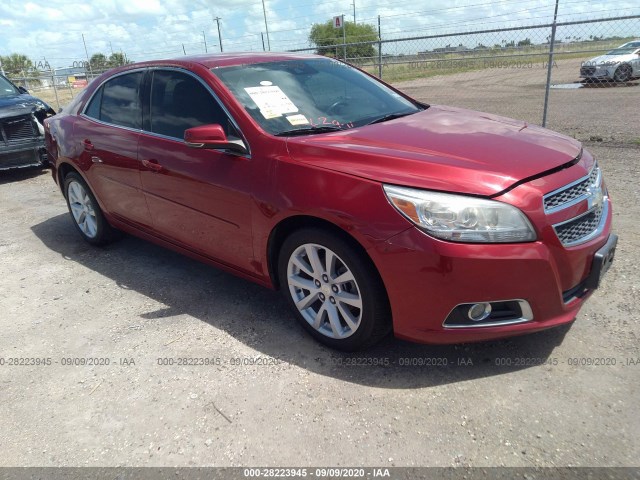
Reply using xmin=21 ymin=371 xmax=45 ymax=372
xmin=214 ymin=17 xmax=223 ymax=52
xmin=342 ymin=14 xmax=347 ymax=62
xmin=352 ymin=0 xmax=356 ymax=24
xmin=182 ymin=44 xmax=186 ymax=55
xmin=378 ymin=15 xmax=382 ymax=78
xmin=262 ymin=0 xmax=271 ymax=51
xmin=203 ymin=31 xmax=208 ymax=53
xmin=542 ymin=0 xmax=560 ymax=127
xmin=261 ymin=33 xmax=266 ymax=51
xmin=81 ymin=33 xmax=93 ymax=76
xmin=109 ymin=41 xmax=114 ymax=56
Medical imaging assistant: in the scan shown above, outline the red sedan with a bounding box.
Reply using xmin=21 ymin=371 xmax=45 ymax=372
xmin=44 ymin=53 xmax=616 ymax=350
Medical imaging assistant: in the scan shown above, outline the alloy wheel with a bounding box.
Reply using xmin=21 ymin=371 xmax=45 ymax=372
xmin=67 ymin=180 xmax=98 ymax=239
xmin=286 ymin=243 xmax=363 ymax=339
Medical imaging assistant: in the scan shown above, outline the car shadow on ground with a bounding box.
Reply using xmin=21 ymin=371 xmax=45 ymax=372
xmin=32 ymin=213 xmax=573 ymax=389
xmin=0 ymin=167 xmax=48 ymax=185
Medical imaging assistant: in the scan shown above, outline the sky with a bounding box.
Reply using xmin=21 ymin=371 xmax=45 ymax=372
xmin=0 ymin=0 xmax=638 ymax=69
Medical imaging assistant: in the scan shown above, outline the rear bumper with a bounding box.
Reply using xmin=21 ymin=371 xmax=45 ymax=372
xmin=369 ymin=217 xmax=613 ymax=344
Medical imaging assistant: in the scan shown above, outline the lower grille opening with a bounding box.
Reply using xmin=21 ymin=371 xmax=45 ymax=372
xmin=562 ymin=281 xmax=589 ymax=304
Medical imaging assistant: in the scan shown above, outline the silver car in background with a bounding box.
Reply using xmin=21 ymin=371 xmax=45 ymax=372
xmin=580 ymin=40 xmax=640 ymax=82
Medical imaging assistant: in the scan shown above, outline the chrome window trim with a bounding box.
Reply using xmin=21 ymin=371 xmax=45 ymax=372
xmin=442 ymin=299 xmax=534 ymax=329
xmin=552 ymin=196 xmax=609 ymax=247
xmin=543 ymin=162 xmax=600 ymax=214
xmin=79 ymin=66 xmax=251 ymax=158
xmin=145 ymin=66 xmax=251 ymax=158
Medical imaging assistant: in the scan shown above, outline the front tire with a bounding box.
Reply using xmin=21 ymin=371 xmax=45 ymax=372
xmin=278 ymin=228 xmax=391 ymax=351
xmin=613 ymin=64 xmax=632 ymax=82
xmin=63 ymin=172 xmax=115 ymax=246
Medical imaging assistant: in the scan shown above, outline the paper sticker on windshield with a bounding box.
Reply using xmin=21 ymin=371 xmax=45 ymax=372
xmin=244 ymin=85 xmax=298 ymax=119
xmin=286 ymin=114 xmax=309 ymax=126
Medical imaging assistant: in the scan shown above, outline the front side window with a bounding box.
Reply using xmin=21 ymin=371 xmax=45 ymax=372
xmin=212 ymin=58 xmax=421 ymax=135
xmin=85 ymin=71 xmax=143 ymax=129
xmin=149 ymin=70 xmax=232 ymax=139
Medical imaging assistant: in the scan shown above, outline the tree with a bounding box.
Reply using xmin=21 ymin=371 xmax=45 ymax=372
xmin=0 ymin=53 xmax=37 ymax=76
xmin=309 ymin=20 xmax=378 ymax=61
xmin=90 ymin=53 xmax=109 ymax=71
xmin=517 ymin=38 xmax=532 ymax=47
xmin=108 ymin=52 xmax=132 ymax=67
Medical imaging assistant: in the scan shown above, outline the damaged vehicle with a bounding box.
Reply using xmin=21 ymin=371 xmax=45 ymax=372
xmin=0 ymin=73 xmax=55 ymax=170
xmin=45 ymin=53 xmax=616 ymax=350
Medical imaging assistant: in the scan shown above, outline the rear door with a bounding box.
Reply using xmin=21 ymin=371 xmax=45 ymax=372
xmin=138 ymin=68 xmax=255 ymax=273
xmin=75 ymin=70 xmax=152 ymax=229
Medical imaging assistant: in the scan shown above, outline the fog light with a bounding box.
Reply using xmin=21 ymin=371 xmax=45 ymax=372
xmin=468 ymin=303 xmax=492 ymax=322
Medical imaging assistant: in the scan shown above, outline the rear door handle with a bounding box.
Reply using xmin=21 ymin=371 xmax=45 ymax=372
xmin=141 ymin=159 xmax=164 ymax=173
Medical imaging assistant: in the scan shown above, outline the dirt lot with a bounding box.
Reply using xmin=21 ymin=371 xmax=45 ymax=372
xmin=0 ymin=62 xmax=639 ymax=468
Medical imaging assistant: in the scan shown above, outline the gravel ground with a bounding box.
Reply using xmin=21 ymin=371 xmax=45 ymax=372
xmin=0 ymin=63 xmax=639 ymax=468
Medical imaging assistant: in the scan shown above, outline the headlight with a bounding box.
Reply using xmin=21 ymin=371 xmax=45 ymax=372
xmin=383 ymin=185 xmax=537 ymax=243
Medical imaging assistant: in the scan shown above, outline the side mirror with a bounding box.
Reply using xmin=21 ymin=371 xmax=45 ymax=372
xmin=184 ymin=124 xmax=248 ymax=155
xmin=18 ymin=86 xmax=28 ymax=94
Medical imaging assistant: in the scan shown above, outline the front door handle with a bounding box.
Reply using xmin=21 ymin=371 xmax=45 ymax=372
xmin=141 ymin=159 xmax=164 ymax=173
xmin=83 ymin=139 xmax=94 ymax=152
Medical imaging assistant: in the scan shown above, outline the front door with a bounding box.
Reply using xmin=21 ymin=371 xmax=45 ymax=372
xmin=138 ymin=68 xmax=255 ymax=274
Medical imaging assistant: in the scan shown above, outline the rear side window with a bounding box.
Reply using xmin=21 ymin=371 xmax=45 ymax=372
xmin=149 ymin=70 xmax=230 ymax=139
xmin=84 ymin=87 xmax=103 ymax=119
xmin=86 ymin=72 xmax=143 ymax=129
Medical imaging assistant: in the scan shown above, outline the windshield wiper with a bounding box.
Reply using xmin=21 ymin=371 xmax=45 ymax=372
xmin=275 ymin=125 xmax=344 ymax=137
xmin=366 ymin=111 xmax=417 ymax=126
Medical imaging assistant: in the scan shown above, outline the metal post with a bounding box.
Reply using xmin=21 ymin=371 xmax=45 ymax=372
xmin=82 ymin=34 xmax=93 ymax=76
xmin=109 ymin=41 xmax=114 ymax=56
xmin=51 ymin=73 xmax=60 ymax=111
xmin=542 ymin=0 xmax=560 ymax=127
xmin=342 ymin=14 xmax=347 ymax=62
xmin=378 ymin=15 xmax=382 ymax=78
xmin=182 ymin=44 xmax=186 ymax=55
xmin=352 ymin=0 xmax=356 ymax=24
xmin=261 ymin=33 xmax=266 ymax=51
xmin=215 ymin=17 xmax=223 ymax=52
xmin=262 ymin=0 xmax=271 ymax=51
xmin=203 ymin=31 xmax=208 ymax=53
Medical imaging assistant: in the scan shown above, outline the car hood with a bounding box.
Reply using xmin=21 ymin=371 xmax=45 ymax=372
xmin=586 ymin=53 xmax=635 ymax=65
xmin=284 ymin=105 xmax=582 ymax=196
xmin=0 ymin=93 xmax=54 ymax=119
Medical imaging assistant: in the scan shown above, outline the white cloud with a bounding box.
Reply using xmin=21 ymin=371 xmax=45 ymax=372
xmin=0 ymin=0 xmax=637 ymax=68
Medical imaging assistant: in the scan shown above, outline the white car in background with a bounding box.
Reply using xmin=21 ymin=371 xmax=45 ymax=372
xmin=580 ymin=40 xmax=640 ymax=82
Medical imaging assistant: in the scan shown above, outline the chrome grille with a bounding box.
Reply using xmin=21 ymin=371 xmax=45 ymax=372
xmin=2 ymin=115 xmax=36 ymax=142
xmin=554 ymin=206 xmax=604 ymax=245
xmin=546 ymin=162 xmax=607 ymax=247
xmin=544 ymin=163 xmax=599 ymax=211
xmin=580 ymin=66 xmax=596 ymax=76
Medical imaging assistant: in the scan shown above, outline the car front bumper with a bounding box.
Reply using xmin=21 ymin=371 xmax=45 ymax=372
xmin=368 ymin=209 xmax=614 ymax=344
xmin=0 ymin=141 xmax=47 ymax=170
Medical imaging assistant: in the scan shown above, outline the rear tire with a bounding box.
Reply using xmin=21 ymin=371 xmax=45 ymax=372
xmin=63 ymin=172 xmax=116 ymax=246
xmin=278 ymin=228 xmax=392 ymax=351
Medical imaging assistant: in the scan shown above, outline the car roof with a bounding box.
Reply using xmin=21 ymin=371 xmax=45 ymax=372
xmin=620 ymin=40 xmax=640 ymax=48
xmin=129 ymin=52 xmax=322 ymax=70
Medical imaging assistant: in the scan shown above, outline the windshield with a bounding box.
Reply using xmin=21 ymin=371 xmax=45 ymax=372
xmin=606 ymin=47 xmax=637 ymax=55
xmin=0 ymin=75 xmax=20 ymax=98
xmin=212 ymin=58 xmax=422 ymax=135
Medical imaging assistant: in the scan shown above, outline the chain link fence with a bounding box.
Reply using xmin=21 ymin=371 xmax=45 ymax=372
xmin=290 ymin=14 xmax=639 ymax=141
xmin=5 ymin=15 xmax=638 ymax=143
